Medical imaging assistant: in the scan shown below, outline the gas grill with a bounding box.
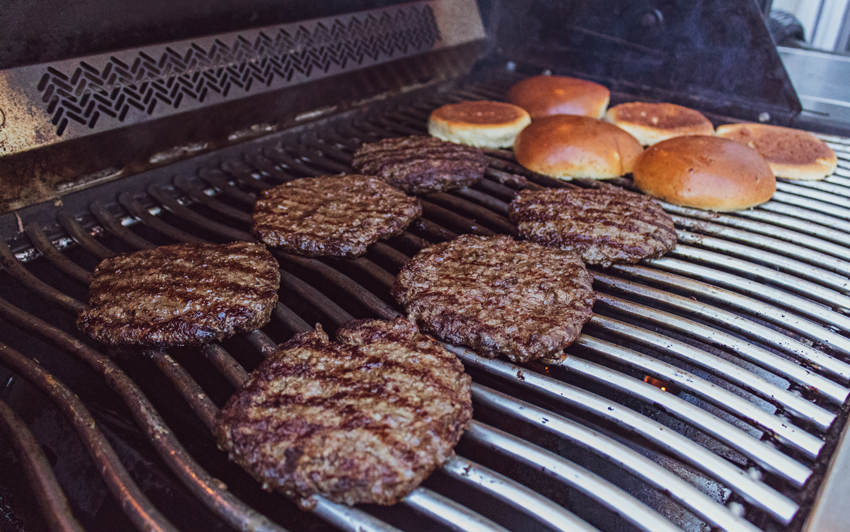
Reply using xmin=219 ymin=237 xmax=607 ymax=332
xmin=2 ymin=1 xmax=850 ymax=531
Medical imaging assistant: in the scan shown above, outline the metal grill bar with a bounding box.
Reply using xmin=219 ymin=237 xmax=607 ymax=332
xmin=771 ymin=190 xmax=850 ymax=220
xmin=0 ymin=291 xmax=294 ymax=532
xmin=756 ymin=201 xmax=850 ymax=235
xmin=573 ymin=333 xmax=824 ymax=457
xmin=646 ymin=257 xmax=850 ymax=334
xmin=464 ymin=423 xmax=683 ymax=532
xmin=58 ymin=212 xmax=117 ymax=260
xmin=665 ymin=204 xmax=850 ymax=258
xmin=440 ymin=456 xmax=600 ymax=532
xmin=773 ymin=180 xmax=850 ymax=202
xmin=447 ymin=344 xmax=799 ymax=523
xmin=0 ymin=400 xmax=87 ymax=532
xmin=0 ymin=342 xmax=181 ymax=532
xmin=603 ymin=265 xmax=850 ymax=370
xmin=826 ymin=174 xmax=850 ymax=186
xmin=23 ymin=224 xmax=92 ymax=285
xmin=776 ymin=182 xmax=850 ymax=211
xmin=666 ymin=240 xmax=850 ymax=311
xmin=402 ymin=488 xmax=510 ymax=532
xmin=585 ymin=315 xmax=835 ymax=431
xmin=0 ymin=240 xmax=87 ymax=314
xmin=471 ymin=385 xmax=761 ymax=532
xmin=558 ymin=346 xmax=812 ymax=484
xmin=311 ymin=499 xmax=403 ymax=532
xmin=673 ymin=224 xmax=850 ymax=286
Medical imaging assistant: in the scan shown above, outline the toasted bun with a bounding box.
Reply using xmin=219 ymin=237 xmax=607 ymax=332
xmin=513 ymin=115 xmax=644 ymax=180
xmin=605 ymin=102 xmax=714 ymax=146
xmin=428 ymin=101 xmax=531 ymax=148
xmin=507 ymin=75 xmax=610 ymax=119
xmin=633 ymin=136 xmax=775 ymax=211
xmin=715 ymin=123 xmax=837 ymax=180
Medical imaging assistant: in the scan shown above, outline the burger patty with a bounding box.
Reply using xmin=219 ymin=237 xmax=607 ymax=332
xmin=392 ymin=235 xmax=595 ymax=363
xmin=351 ymin=136 xmax=488 ymax=194
xmin=214 ymin=318 xmax=472 ymax=506
xmin=510 ymin=186 xmax=677 ymax=267
xmin=77 ymin=241 xmax=280 ymax=348
xmin=252 ymin=174 xmax=421 ymax=258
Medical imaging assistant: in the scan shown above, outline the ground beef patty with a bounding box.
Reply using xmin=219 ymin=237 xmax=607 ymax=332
xmin=214 ymin=318 xmax=472 ymax=506
xmin=77 ymin=241 xmax=279 ymax=348
xmin=510 ymin=186 xmax=677 ymax=267
xmin=351 ymin=136 xmax=487 ymax=194
xmin=392 ymin=235 xmax=595 ymax=363
xmin=252 ymin=174 xmax=421 ymax=258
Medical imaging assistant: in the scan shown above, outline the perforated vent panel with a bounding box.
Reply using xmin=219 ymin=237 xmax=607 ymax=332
xmin=37 ymin=6 xmax=439 ymax=136
xmin=0 ymin=0 xmax=484 ymax=157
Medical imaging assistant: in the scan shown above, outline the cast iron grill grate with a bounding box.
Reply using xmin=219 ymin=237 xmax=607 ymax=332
xmin=1 ymin=70 xmax=850 ymax=532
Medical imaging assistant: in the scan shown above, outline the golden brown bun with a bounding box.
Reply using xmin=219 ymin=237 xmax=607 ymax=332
xmin=513 ymin=115 xmax=644 ymax=180
xmin=715 ymin=123 xmax=837 ymax=180
xmin=605 ymin=102 xmax=714 ymax=146
xmin=428 ymin=101 xmax=531 ymax=148
xmin=633 ymin=136 xmax=775 ymax=211
xmin=507 ymin=75 xmax=610 ymax=119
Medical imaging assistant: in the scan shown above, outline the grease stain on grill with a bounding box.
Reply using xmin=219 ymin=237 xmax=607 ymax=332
xmin=149 ymin=142 xmax=209 ymax=165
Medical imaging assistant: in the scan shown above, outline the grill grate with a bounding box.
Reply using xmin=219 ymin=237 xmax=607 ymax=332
xmin=1 ymin=71 xmax=850 ymax=532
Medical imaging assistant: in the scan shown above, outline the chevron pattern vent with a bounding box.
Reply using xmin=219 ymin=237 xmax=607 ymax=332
xmin=36 ymin=4 xmax=440 ymax=136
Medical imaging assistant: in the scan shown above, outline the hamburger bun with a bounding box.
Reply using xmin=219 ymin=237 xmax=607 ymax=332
xmin=513 ymin=115 xmax=643 ymax=180
xmin=605 ymin=102 xmax=714 ymax=146
xmin=715 ymin=123 xmax=837 ymax=180
xmin=427 ymin=101 xmax=531 ymax=148
xmin=633 ymin=136 xmax=775 ymax=211
xmin=507 ymin=75 xmax=610 ymax=119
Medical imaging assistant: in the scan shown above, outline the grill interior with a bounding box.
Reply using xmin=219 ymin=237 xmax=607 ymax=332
xmin=2 ymin=69 xmax=850 ymax=532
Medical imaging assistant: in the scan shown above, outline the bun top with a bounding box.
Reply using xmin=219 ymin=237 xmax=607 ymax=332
xmin=605 ymin=102 xmax=714 ymax=145
xmin=513 ymin=115 xmax=643 ymax=179
xmin=507 ymin=75 xmax=610 ymax=119
xmin=633 ymin=136 xmax=775 ymax=211
xmin=429 ymin=101 xmax=529 ymax=128
xmin=715 ymin=123 xmax=837 ymax=180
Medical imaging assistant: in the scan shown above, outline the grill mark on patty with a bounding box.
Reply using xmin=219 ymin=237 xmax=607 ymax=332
xmin=255 ymin=391 xmax=428 ymax=414
xmin=214 ymin=318 xmax=472 ymax=506
xmin=352 ymin=136 xmax=487 ymax=195
xmin=77 ymin=241 xmax=280 ymax=348
xmin=392 ymin=235 xmax=595 ymax=363
xmin=258 ymin=358 xmax=460 ymax=400
xmin=91 ymin=276 xmax=276 ymax=299
xmin=252 ymin=174 xmax=421 ymax=258
xmin=510 ymin=186 xmax=677 ymax=267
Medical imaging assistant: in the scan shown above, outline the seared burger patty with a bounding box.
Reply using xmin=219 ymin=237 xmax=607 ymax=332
xmin=509 ymin=186 xmax=677 ymax=267
xmin=392 ymin=235 xmax=595 ymax=363
xmin=352 ymin=136 xmax=487 ymax=194
xmin=252 ymin=174 xmax=421 ymax=258
xmin=77 ymin=241 xmax=280 ymax=347
xmin=214 ymin=318 xmax=472 ymax=506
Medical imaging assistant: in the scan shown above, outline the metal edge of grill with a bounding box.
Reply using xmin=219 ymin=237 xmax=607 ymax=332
xmin=0 ymin=69 xmax=849 ymax=532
